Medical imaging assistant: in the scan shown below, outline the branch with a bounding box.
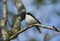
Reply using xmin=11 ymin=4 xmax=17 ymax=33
xmin=13 ymin=0 xmax=23 ymax=10
xmin=11 ymin=16 xmax=21 ymax=34
xmin=9 ymin=24 xmax=60 ymax=40
xmin=11 ymin=9 xmax=26 ymax=33
xmin=9 ymin=9 xmax=26 ymax=40
xmin=33 ymin=24 xmax=60 ymax=32
xmin=9 ymin=25 xmax=33 ymax=40
xmin=1 ymin=0 xmax=10 ymax=41
xmin=2 ymin=0 xmax=7 ymax=26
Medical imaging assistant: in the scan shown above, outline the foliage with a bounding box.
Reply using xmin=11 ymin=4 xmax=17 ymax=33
xmin=34 ymin=0 xmax=44 ymax=4
xmin=52 ymin=0 xmax=57 ymax=4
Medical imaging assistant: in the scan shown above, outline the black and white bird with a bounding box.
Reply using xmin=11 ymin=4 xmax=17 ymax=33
xmin=26 ymin=12 xmax=42 ymax=33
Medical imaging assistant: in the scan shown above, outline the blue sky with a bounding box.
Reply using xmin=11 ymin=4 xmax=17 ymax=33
xmin=0 ymin=1 xmax=2 ymax=18
xmin=0 ymin=0 xmax=60 ymax=41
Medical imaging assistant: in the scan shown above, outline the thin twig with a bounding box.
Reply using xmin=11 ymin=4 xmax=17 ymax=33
xmin=9 ymin=24 xmax=60 ymax=40
xmin=33 ymin=24 xmax=60 ymax=32
xmin=9 ymin=25 xmax=33 ymax=40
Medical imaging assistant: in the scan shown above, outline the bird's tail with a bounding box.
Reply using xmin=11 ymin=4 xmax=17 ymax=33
xmin=35 ymin=26 xmax=41 ymax=33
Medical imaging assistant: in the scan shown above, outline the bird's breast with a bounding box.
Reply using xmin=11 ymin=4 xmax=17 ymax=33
xmin=26 ymin=15 xmax=38 ymax=25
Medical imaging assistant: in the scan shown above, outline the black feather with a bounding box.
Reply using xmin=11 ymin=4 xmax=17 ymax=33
xmin=27 ymin=12 xmax=42 ymax=33
xmin=27 ymin=12 xmax=41 ymax=24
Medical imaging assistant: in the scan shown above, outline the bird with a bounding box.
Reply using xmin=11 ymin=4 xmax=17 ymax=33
xmin=25 ymin=12 xmax=42 ymax=33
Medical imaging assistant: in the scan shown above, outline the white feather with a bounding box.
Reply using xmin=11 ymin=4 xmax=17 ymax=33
xmin=26 ymin=15 xmax=38 ymax=25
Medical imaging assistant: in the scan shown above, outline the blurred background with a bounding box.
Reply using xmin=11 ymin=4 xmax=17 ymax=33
xmin=0 ymin=0 xmax=60 ymax=41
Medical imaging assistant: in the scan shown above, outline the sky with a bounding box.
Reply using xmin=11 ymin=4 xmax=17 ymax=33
xmin=0 ymin=1 xmax=2 ymax=18
xmin=0 ymin=0 xmax=60 ymax=41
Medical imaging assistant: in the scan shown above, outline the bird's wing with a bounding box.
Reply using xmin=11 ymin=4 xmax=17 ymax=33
xmin=27 ymin=13 xmax=41 ymax=24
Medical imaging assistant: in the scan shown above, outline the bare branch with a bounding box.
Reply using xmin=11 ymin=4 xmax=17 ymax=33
xmin=13 ymin=0 xmax=23 ymax=10
xmin=11 ymin=9 xmax=26 ymax=33
xmin=1 ymin=0 xmax=10 ymax=41
xmin=9 ymin=24 xmax=60 ymax=40
xmin=3 ymin=0 xmax=7 ymax=18
xmin=11 ymin=16 xmax=21 ymax=34
xmin=33 ymin=24 xmax=60 ymax=32
xmin=2 ymin=0 xmax=7 ymax=27
xmin=9 ymin=25 xmax=33 ymax=40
